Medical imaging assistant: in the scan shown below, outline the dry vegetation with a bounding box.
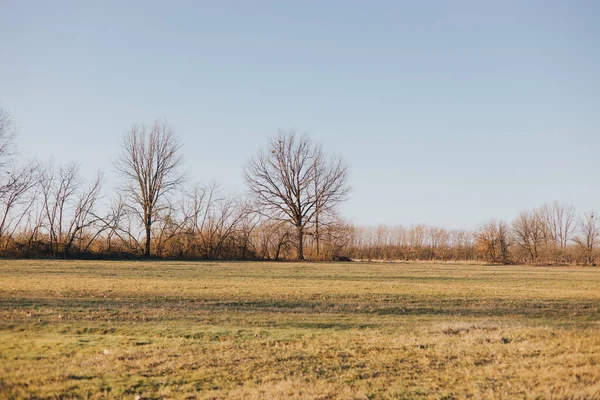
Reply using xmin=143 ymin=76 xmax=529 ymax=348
xmin=2 ymin=107 xmax=599 ymax=265
xmin=1 ymin=260 xmax=600 ymax=399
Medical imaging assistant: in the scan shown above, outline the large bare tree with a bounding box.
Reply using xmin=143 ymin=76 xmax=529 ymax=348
xmin=244 ymin=131 xmax=349 ymax=260
xmin=114 ymin=121 xmax=184 ymax=256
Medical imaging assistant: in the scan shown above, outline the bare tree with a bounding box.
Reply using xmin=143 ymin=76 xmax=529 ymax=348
xmin=310 ymin=149 xmax=349 ymax=259
xmin=244 ymin=131 xmax=349 ymax=260
xmin=150 ymin=182 xmax=254 ymax=260
xmin=0 ymin=161 xmax=39 ymax=250
xmin=477 ymin=219 xmax=511 ymax=264
xmin=316 ymin=217 xmax=353 ymax=260
xmin=0 ymin=107 xmax=36 ymax=244
xmin=408 ymin=224 xmax=427 ymax=260
xmin=0 ymin=106 xmax=17 ymax=171
xmin=179 ymin=183 xmax=219 ymax=258
xmin=237 ymin=205 xmax=260 ymax=259
xmin=477 ymin=220 xmax=500 ymax=263
xmin=574 ymin=211 xmax=599 ymax=265
xmin=182 ymin=184 xmax=212 ymax=238
xmin=40 ymin=162 xmax=80 ymax=256
xmin=38 ymin=162 xmax=103 ymax=256
xmin=427 ymin=226 xmax=444 ymax=260
xmin=0 ymin=108 xmax=44 ymax=254
xmin=63 ymin=172 xmax=103 ymax=254
xmin=257 ymin=220 xmax=294 ymax=260
xmin=97 ymin=195 xmax=142 ymax=253
xmin=540 ymin=201 xmax=576 ymax=263
xmin=451 ymin=229 xmax=476 ymax=261
xmin=512 ymin=208 xmax=546 ymax=263
xmin=114 ymin=121 xmax=184 ymax=256
xmin=198 ymin=191 xmax=247 ymax=259
xmin=497 ymin=221 xmax=511 ymax=264
xmin=152 ymin=198 xmax=188 ymax=257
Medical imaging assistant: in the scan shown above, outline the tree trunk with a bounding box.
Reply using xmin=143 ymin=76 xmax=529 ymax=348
xmin=145 ymin=215 xmax=152 ymax=256
xmin=296 ymin=225 xmax=304 ymax=260
xmin=315 ymin=210 xmax=320 ymax=260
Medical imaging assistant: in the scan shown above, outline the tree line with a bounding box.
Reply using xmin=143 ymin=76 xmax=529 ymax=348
xmin=349 ymin=203 xmax=598 ymax=265
xmin=0 ymin=107 xmax=598 ymax=264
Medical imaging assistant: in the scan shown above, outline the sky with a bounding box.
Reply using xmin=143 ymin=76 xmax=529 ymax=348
xmin=1 ymin=0 xmax=599 ymax=229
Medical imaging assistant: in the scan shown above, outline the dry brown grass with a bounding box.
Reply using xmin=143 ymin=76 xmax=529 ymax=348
xmin=1 ymin=260 xmax=599 ymax=399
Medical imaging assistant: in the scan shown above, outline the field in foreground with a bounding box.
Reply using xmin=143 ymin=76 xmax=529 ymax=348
xmin=0 ymin=261 xmax=599 ymax=399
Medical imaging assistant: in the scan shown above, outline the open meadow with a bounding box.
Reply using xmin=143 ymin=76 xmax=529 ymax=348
xmin=1 ymin=260 xmax=599 ymax=399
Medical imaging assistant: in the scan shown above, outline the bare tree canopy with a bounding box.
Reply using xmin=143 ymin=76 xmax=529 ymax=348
xmin=0 ymin=108 xmax=41 ymax=251
xmin=39 ymin=162 xmax=103 ymax=256
xmin=476 ymin=219 xmax=511 ymax=264
xmin=244 ymin=130 xmax=350 ymax=260
xmin=512 ymin=208 xmax=546 ymax=263
xmin=0 ymin=106 xmax=17 ymax=170
xmin=574 ymin=211 xmax=599 ymax=266
xmin=114 ymin=120 xmax=184 ymax=256
xmin=0 ymin=107 xmax=22 ymax=198
xmin=541 ymin=201 xmax=576 ymax=252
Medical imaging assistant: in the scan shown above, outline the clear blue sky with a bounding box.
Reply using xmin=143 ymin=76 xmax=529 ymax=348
xmin=1 ymin=1 xmax=599 ymax=229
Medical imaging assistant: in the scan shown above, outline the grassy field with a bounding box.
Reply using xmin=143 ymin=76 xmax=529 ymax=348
xmin=1 ymin=260 xmax=599 ymax=399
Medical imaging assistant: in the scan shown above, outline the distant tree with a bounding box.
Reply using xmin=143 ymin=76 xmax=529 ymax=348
xmin=477 ymin=219 xmax=511 ymax=264
xmin=174 ymin=183 xmax=252 ymax=259
xmin=39 ymin=162 xmax=102 ymax=256
xmin=244 ymin=131 xmax=349 ymax=260
xmin=451 ymin=229 xmax=476 ymax=262
xmin=574 ymin=211 xmax=599 ymax=266
xmin=497 ymin=221 xmax=511 ymax=264
xmin=428 ymin=226 xmax=447 ymax=261
xmin=197 ymin=190 xmax=249 ymax=259
xmin=477 ymin=220 xmax=500 ymax=263
xmin=541 ymin=201 xmax=576 ymax=262
xmin=408 ymin=224 xmax=427 ymax=260
xmin=317 ymin=217 xmax=353 ymax=260
xmin=512 ymin=208 xmax=546 ymax=263
xmin=256 ymin=220 xmax=294 ymax=261
xmin=114 ymin=121 xmax=184 ymax=256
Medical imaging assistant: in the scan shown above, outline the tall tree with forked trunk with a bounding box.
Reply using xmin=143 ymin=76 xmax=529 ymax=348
xmin=114 ymin=120 xmax=184 ymax=256
xmin=244 ymin=130 xmax=349 ymax=260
